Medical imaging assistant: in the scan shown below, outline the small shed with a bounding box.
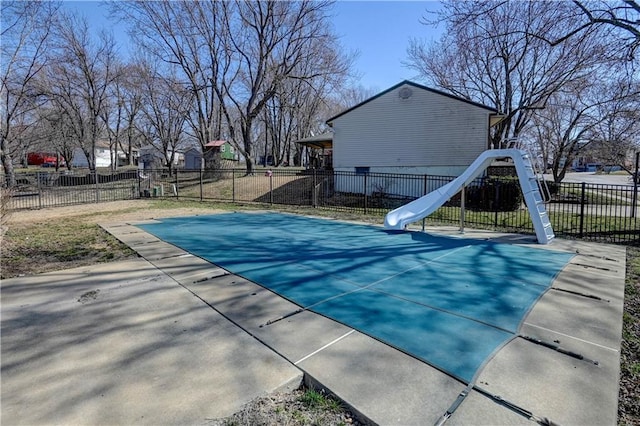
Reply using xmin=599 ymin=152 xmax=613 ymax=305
xmin=183 ymin=148 xmax=202 ymax=170
xmin=205 ymin=140 xmax=237 ymax=161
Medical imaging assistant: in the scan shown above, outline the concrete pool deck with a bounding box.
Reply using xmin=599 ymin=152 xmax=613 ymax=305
xmin=1 ymin=218 xmax=626 ymax=425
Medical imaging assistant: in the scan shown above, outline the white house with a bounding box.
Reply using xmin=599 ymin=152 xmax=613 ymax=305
xmin=71 ymin=141 xmax=121 ymax=168
xmin=326 ymin=81 xmax=502 ymax=176
xmin=325 ymin=81 xmax=503 ymax=196
xmin=70 ymin=140 xmax=141 ymax=169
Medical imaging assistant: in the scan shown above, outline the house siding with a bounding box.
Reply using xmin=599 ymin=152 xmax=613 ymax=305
xmin=71 ymin=147 xmax=113 ymax=168
xmin=331 ymin=84 xmax=492 ymax=170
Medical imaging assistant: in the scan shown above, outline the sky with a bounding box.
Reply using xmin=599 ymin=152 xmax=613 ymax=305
xmin=61 ymin=1 xmax=444 ymax=91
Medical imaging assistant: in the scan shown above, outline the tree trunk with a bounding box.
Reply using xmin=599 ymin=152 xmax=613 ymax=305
xmin=242 ymin=123 xmax=255 ymax=175
xmin=1 ymin=143 xmax=16 ymax=188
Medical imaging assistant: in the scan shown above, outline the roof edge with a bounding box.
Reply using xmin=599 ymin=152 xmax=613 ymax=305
xmin=326 ymin=80 xmax=498 ymax=125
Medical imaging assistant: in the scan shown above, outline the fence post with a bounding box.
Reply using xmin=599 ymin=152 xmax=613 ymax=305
xmin=37 ymin=172 xmax=42 ymax=209
xmin=232 ymin=169 xmax=236 ymax=202
xmin=94 ymin=171 xmax=99 ymax=204
xmin=494 ymin=183 xmax=499 ymax=227
xmin=363 ymin=173 xmax=368 ymax=214
xmin=579 ymin=182 xmax=586 ymax=238
xmin=312 ymin=169 xmax=317 ymax=208
xmin=632 ymin=152 xmax=639 ymax=218
xmin=459 ymin=185 xmax=466 ymax=233
xmin=199 ymin=167 xmax=203 ymax=201
xmin=422 ymin=175 xmax=429 ymax=231
xmin=175 ymin=169 xmax=179 ymax=199
xmin=269 ymin=172 xmax=273 ymax=205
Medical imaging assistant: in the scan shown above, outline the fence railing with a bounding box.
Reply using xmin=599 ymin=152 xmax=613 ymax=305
xmin=3 ymin=168 xmax=639 ymax=245
xmin=3 ymin=169 xmax=139 ymax=210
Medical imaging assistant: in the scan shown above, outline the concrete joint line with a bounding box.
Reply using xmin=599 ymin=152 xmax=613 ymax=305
xmin=575 ymin=252 xmax=620 ymax=263
xmin=190 ymin=272 xmax=230 ymax=283
xmin=550 ymin=287 xmax=610 ymax=302
xmin=523 ymin=323 xmax=619 ymax=353
xmin=520 ymin=335 xmax=600 ymax=365
xmin=294 ymin=330 xmax=356 ymax=365
xmin=152 ymin=253 xmax=193 ymax=261
xmin=571 ymin=262 xmax=617 ymax=273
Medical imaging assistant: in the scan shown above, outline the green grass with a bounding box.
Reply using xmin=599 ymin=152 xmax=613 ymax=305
xmin=1 ymin=219 xmax=136 ymax=279
xmin=298 ymin=389 xmax=342 ymax=412
xmin=619 ymin=247 xmax=640 ymax=424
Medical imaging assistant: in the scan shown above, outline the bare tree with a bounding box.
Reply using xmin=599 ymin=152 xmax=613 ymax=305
xmin=527 ymin=70 xmax=639 ymax=182
xmin=216 ymin=1 xmax=348 ymax=174
xmin=115 ymin=0 xmax=350 ymax=175
xmin=137 ymin=61 xmax=193 ymax=173
xmin=44 ymin=13 xmax=120 ymax=171
xmin=406 ymin=1 xmax=609 ymax=148
xmin=1 ymin=1 xmax=59 ymax=186
xmin=112 ymin=1 xmax=228 ymax=163
xmin=34 ymin=106 xmax=75 ymax=170
xmin=337 ymin=84 xmax=378 ymax=109
xmin=262 ymin=47 xmax=349 ymax=167
xmin=528 ymin=81 xmax=602 ymax=182
xmin=101 ymin=63 xmax=126 ymax=171
xmin=112 ymin=63 xmax=147 ymax=167
xmin=587 ymin=83 xmax=640 ymax=172
xmin=547 ymin=1 xmax=640 ymax=59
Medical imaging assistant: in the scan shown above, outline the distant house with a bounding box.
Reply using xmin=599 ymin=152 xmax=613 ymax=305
xmin=138 ymin=145 xmax=182 ymax=169
xmin=71 ymin=141 xmax=123 ymax=168
xmin=327 ymin=81 xmax=503 ymax=176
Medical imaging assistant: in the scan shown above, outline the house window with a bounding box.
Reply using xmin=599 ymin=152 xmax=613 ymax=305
xmin=355 ymin=167 xmax=370 ymax=175
xmin=221 ymin=145 xmax=226 ymax=152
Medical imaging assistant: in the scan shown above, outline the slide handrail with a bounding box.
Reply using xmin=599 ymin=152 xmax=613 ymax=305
xmin=526 ymin=148 xmax=551 ymax=203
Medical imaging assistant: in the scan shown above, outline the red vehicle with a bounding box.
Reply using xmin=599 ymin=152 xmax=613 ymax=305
xmin=27 ymin=152 xmax=65 ymax=167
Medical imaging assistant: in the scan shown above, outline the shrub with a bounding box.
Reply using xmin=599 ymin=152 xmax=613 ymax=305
xmin=466 ymin=176 xmax=523 ymax=212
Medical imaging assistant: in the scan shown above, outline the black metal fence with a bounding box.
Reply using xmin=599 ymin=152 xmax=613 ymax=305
xmin=3 ymin=169 xmax=139 ymax=210
xmin=3 ymin=168 xmax=639 ymax=245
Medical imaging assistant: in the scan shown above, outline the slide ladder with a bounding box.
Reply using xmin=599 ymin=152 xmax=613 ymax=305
xmin=384 ymin=149 xmax=555 ymax=244
xmin=513 ymin=151 xmax=555 ymax=244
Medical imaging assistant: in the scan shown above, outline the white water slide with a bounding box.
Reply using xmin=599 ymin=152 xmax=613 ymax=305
xmin=383 ymin=149 xmax=555 ymax=244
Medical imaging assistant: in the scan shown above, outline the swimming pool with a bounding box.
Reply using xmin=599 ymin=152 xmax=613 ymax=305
xmin=138 ymin=212 xmax=574 ymax=383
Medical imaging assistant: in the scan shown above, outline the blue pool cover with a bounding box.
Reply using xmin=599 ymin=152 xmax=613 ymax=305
xmin=138 ymin=212 xmax=574 ymax=383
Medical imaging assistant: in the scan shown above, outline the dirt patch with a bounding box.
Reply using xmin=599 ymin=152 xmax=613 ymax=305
xmin=208 ymin=387 xmax=365 ymax=426
xmin=4 ymin=200 xmax=227 ymax=224
xmin=1 ymin=200 xmax=232 ymax=279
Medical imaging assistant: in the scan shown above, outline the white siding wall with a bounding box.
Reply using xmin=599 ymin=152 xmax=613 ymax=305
xmin=333 ymin=165 xmax=468 ymax=197
xmin=71 ymin=147 xmax=121 ymax=168
xmin=332 ymin=84 xmax=492 ymax=170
